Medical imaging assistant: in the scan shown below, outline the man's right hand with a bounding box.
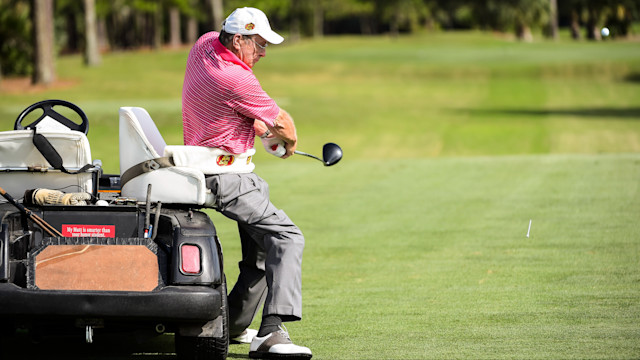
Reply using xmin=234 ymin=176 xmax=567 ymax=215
xmin=282 ymin=139 xmax=297 ymax=158
xmin=267 ymin=109 xmax=298 ymax=158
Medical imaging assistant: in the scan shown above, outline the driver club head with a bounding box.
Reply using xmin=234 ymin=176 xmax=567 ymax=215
xmin=322 ymin=142 xmax=343 ymax=166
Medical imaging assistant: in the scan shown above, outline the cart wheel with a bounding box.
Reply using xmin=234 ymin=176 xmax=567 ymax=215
xmin=175 ymin=281 xmax=229 ymax=360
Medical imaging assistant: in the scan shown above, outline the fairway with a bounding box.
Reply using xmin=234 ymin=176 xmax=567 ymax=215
xmin=217 ymin=154 xmax=640 ymax=359
xmin=1 ymin=31 xmax=639 ymax=359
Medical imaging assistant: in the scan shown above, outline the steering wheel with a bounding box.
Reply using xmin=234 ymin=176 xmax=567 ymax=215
xmin=15 ymin=99 xmax=89 ymax=134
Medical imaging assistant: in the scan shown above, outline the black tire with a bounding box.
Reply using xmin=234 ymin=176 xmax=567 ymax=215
xmin=175 ymin=280 xmax=229 ymax=360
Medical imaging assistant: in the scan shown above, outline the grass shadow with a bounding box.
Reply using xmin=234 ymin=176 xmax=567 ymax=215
xmin=460 ymin=107 xmax=640 ymax=120
xmin=623 ymin=72 xmax=640 ymax=83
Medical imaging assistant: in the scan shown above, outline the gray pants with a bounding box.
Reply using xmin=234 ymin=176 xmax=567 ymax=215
xmin=206 ymin=173 xmax=304 ymax=336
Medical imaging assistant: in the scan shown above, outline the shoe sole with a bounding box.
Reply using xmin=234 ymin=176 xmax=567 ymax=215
xmin=249 ymin=351 xmax=312 ymax=359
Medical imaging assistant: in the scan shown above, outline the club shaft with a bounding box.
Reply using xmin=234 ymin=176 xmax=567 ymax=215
xmin=31 ymin=213 xmax=63 ymax=237
xmin=294 ymin=150 xmax=323 ymax=163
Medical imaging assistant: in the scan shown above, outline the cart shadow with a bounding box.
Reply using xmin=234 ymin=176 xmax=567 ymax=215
xmin=1 ymin=331 xmax=253 ymax=359
xmin=228 ymin=352 xmax=251 ymax=359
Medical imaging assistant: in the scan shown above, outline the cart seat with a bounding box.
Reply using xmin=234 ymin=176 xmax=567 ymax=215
xmin=0 ymin=123 xmax=97 ymax=200
xmin=119 ymin=107 xmax=213 ymax=205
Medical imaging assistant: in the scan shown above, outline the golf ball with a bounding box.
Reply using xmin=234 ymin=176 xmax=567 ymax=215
xmin=96 ymin=200 xmax=109 ymax=206
xmin=601 ymin=27 xmax=610 ymax=37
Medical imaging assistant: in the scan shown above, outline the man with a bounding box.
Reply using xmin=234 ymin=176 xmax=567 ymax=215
xmin=181 ymin=7 xmax=312 ymax=360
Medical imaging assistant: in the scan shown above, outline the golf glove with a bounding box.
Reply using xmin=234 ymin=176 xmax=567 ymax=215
xmin=32 ymin=188 xmax=92 ymax=206
xmin=261 ymin=136 xmax=286 ymax=158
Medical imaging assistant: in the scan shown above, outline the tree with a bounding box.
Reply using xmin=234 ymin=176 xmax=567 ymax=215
xmin=0 ymin=0 xmax=32 ymax=78
xmin=153 ymin=3 xmax=162 ymax=49
xmin=584 ymin=0 xmax=606 ymax=40
xmin=558 ymin=0 xmax=639 ymax=41
xmin=210 ymin=0 xmax=224 ymax=31
xmin=84 ymin=0 xmax=101 ymax=66
xmin=312 ymin=0 xmax=324 ymax=37
xmin=386 ymin=0 xmax=430 ymax=36
xmin=549 ymin=0 xmax=558 ymax=39
xmin=60 ymin=1 xmax=80 ymax=53
xmin=480 ymin=0 xmax=549 ymax=41
xmin=169 ymin=5 xmax=181 ymax=47
xmin=184 ymin=0 xmax=203 ymax=44
xmin=322 ymin=0 xmax=375 ymax=35
xmin=31 ymin=0 xmax=56 ymax=85
xmin=511 ymin=0 xmax=549 ymax=42
xmin=608 ymin=0 xmax=639 ymax=38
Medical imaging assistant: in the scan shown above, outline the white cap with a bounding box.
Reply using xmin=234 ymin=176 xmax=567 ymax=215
xmin=222 ymin=7 xmax=284 ymax=45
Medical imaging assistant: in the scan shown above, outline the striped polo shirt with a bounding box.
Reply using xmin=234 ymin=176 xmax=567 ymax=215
xmin=182 ymin=31 xmax=280 ymax=154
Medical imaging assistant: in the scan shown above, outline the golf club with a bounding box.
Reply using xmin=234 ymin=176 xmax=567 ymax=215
xmin=295 ymin=142 xmax=343 ymax=166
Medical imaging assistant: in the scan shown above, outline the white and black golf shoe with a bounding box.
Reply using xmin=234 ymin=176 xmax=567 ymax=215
xmin=249 ymin=326 xmax=312 ymax=359
xmin=231 ymin=328 xmax=258 ymax=344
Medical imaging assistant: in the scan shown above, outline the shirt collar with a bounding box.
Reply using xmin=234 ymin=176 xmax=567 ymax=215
xmin=213 ymin=36 xmax=251 ymax=72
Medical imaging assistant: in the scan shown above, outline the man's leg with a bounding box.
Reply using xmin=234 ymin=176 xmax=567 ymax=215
xmin=207 ymin=173 xmax=310 ymax=357
xmin=259 ymin=218 xmax=304 ymax=322
xmin=228 ymin=202 xmax=305 ymax=325
xmin=237 ymin=202 xmax=309 ymax=358
xmin=228 ymin=219 xmax=304 ymax=332
xmin=207 ymin=174 xmax=304 ymax=328
xmin=227 ymin=224 xmax=268 ymax=337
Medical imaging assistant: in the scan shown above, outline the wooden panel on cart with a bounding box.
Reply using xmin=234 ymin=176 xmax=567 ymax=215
xmin=34 ymin=245 xmax=158 ymax=291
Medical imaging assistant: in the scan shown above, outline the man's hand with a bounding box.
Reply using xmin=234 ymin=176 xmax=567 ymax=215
xmin=254 ymin=120 xmax=270 ymax=138
xmin=265 ymin=109 xmax=298 ymax=158
xmin=282 ymin=140 xmax=297 ymax=158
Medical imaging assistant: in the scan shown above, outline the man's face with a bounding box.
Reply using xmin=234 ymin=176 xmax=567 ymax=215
xmin=235 ymin=34 xmax=267 ymax=68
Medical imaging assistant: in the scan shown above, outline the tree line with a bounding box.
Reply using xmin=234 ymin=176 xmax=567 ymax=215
xmin=0 ymin=0 xmax=637 ymax=85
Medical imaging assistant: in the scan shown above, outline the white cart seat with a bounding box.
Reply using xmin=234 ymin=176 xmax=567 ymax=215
xmin=118 ymin=107 xmax=212 ymax=205
xmin=0 ymin=128 xmax=95 ymax=199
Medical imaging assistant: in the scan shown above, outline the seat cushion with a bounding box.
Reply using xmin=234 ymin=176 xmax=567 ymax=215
xmin=120 ymin=167 xmax=209 ymax=205
xmin=0 ymin=130 xmax=92 ymax=169
xmin=0 ymin=129 xmax=94 ymax=197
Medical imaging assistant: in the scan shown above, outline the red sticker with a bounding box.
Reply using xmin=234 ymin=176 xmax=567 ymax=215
xmin=216 ymin=155 xmax=235 ymax=166
xmin=62 ymin=225 xmax=115 ymax=238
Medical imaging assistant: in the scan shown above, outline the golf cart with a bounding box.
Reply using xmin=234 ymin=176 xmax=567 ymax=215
xmin=0 ymin=100 xmax=228 ymax=359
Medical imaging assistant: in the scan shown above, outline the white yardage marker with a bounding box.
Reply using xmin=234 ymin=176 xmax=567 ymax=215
xmin=526 ymin=219 xmax=532 ymax=238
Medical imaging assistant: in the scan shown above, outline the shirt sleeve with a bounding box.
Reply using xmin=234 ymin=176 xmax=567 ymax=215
xmin=228 ymin=72 xmax=280 ymax=127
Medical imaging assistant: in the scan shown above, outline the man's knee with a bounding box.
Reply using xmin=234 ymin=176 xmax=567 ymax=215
xmin=267 ymin=228 xmax=304 ymax=255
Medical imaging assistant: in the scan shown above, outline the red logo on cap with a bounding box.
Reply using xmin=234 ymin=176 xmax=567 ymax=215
xmin=245 ymin=23 xmax=255 ymax=30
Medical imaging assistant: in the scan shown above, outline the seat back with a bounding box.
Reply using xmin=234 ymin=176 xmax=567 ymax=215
xmin=118 ymin=107 xmax=208 ymax=205
xmin=119 ymin=107 xmax=166 ymax=174
xmin=0 ymin=126 xmax=95 ymax=199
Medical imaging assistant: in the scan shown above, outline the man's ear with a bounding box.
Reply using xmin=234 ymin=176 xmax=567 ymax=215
xmin=233 ymin=34 xmax=243 ymax=49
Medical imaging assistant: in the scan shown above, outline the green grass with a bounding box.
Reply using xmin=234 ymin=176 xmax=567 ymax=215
xmin=215 ymin=154 xmax=640 ymax=360
xmin=1 ymin=31 xmax=640 ymax=359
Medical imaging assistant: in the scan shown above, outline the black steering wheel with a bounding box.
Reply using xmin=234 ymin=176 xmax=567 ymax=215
xmin=15 ymin=99 xmax=89 ymax=134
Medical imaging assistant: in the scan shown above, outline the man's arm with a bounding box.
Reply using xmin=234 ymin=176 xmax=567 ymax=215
xmin=268 ymin=109 xmax=297 ymax=144
xmin=255 ymin=109 xmax=297 ymax=158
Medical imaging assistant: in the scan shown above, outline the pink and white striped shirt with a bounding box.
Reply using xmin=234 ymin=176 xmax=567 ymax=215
xmin=182 ymin=31 xmax=279 ymax=154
